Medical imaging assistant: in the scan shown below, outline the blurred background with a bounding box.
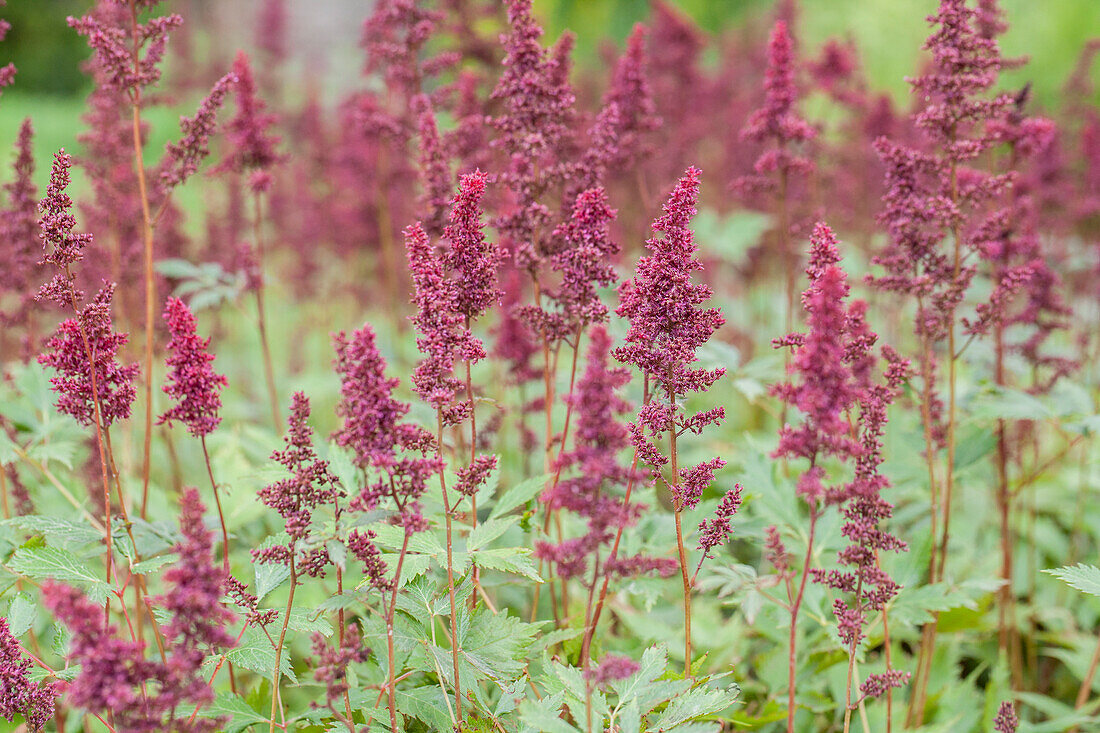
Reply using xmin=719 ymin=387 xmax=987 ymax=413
xmin=4 ymin=0 xmax=1099 ymax=162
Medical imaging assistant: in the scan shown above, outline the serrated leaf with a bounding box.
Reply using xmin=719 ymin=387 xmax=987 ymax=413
xmin=8 ymin=546 xmax=109 ymax=603
xmin=4 ymin=516 xmax=102 ymax=549
xmin=26 ymin=439 xmax=78 ymax=469
xmin=198 ymin=692 xmax=268 ymax=733
xmin=223 ymin=628 xmax=296 ymax=683
xmin=130 ymin=553 xmax=178 ymax=576
xmin=372 ymin=522 xmax=445 ymax=556
xmin=1045 ymin=564 xmax=1100 ymax=597
xmin=490 ymin=474 xmax=551 ymax=520
xmin=467 ymin=517 xmax=516 ymax=551
xmin=5 ymin=592 xmax=36 ymax=636
xmin=254 ymin=561 xmax=290 ymax=602
xmin=612 ymin=645 xmax=673 ymax=710
xmin=375 ymin=552 xmax=431 ymax=587
xmin=519 ymin=691 xmax=581 ymax=733
xmin=531 ymin=626 xmax=584 ymax=653
xmin=397 ymin=685 xmax=454 ymax=730
xmin=471 ymin=547 xmax=542 ymax=582
xmin=460 ymin=608 xmax=540 ymax=680
xmin=652 ymin=684 xmax=736 ymax=730
xmin=283 ymin=608 xmax=333 ymax=637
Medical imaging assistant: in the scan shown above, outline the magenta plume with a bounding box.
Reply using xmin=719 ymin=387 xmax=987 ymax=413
xmin=158 ymin=297 xmax=228 ymax=438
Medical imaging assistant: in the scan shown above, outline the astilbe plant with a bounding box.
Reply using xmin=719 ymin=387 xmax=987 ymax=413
xmin=980 ymin=81 xmax=1076 ymax=681
xmin=7 ymin=0 xmax=1100 ymax=729
xmin=254 ymin=392 xmax=340 ymax=728
xmin=402 ymin=171 xmax=507 ymax=723
xmin=0 ymin=617 xmax=57 ymax=731
xmin=43 ymin=488 xmax=233 ymax=732
xmin=68 ymin=0 xmax=229 ymax=524
xmin=538 ymin=325 xmax=677 ymax=669
xmin=158 ymin=296 xmax=231 ymax=572
xmin=217 ymin=50 xmax=284 ymax=431
xmin=869 ymin=0 xmax=1051 ymax=718
xmin=0 ymin=118 xmax=37 ymax=349
xmin=734 ymin=19 xmax=817 ymax=332
xmin=36 ymin=150 xmax=137 ymax=595
xmin=567 ymin=23 xmax=661 ymax=206
xmin=772 ymin=222 xmax=909 ymax=732
xmin=332 ymin=322 xmax=438 ymax=729
xmin=615 ymin=167 xmax=732 ymax=672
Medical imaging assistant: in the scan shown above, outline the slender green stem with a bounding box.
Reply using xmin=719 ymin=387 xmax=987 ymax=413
xmin=269 ymin=556 xmax=296 ymax=733
xmin=387 ymin=530 xmax=412 ymax=731
xmin=436 ymin=408 xmax=463 ymax=722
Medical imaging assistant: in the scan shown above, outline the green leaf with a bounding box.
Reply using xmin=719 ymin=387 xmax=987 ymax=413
xmin=5 ymin=592 xmax=36 ymax=636
xmin=467 ymin=516 xmax=517 ymax=551
xmin=26 ymin=439 xmax=78 ymax=469
xmin=427 ymin=607 xmax=541 ymax=694
xmin=471 ymin=547 xmax=543 ymax=582
xmin=651 ymin=683 xmax=736 ymax=730
xmin=376 ymin=552 xmax=430 ymax=586
xmin=315 ymin=592 xmax=363 ymax=614
xmin=4 ymin=515 xmax=101 ymax=549
xmin=283 ymin=608 xmax=333 ymax=637
xmin=223 ymin=627 xmax=296 ymax=683
xmin=889 ymin=580 xmax=1003 ymax=626
xmin=254 ymin=561 xmax=290 ymax=602
xmin=663 ymin=723 xmax=722 ymax=733
xmin=8 ymin=546 xmax=109 ymax=604
xmin=967 ymin=384 xmax=1053 ymax=422
xmin=130 ymin=553 xmax=178 ymax=576
xmin=0 ymin=431 xmax=17 ymax=465
xmin=530 ymin=626 xmax=584 ymax=654
xmin=325 ymin=539 xmax=347 ymax=572
xmin=397 ymin=685 xmax=454 ymax=730
xmin=156 ymin=258 xmax=203 ymax=279
xmin=519 ymin=691 xmax=581 ymax=733
xmin=371 ymin=522 xmax=445 ymax=556
xmin=1045 ymin=564 xmax=1100 ymax=597
xmin=460 ymin=608 xmax=540 ymax=680
xmin=490 ymin=473 xmax=551 ymax=520
xmin=199 ymin=692 xmax=269 ymax=733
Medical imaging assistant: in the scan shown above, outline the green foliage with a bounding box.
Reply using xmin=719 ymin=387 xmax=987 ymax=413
xmin=7 ymin=546 xmax=109 ymax=604
xmin=1045 ymin=564 xmax=1100 ymax=598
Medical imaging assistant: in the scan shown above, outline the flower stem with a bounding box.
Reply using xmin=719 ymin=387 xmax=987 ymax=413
xmin=269 ymin=556 xmax=296 ymax=733
xmin=201 ymin=435 xmax=231 ymax=576
xmin=786 ymin=509 xmax=817 ymax=733
xmin=127 ymin=0 xmax=157 ymax=522
xmin=252 ymin=192 xmax=281 ymax=432
xmin=437 ymin=408 xmax=463 ymax=723
xmin=842 ymin=579 xmax=864 ymax=733
xmin=387 ymin=529 xmax=412 ymax=731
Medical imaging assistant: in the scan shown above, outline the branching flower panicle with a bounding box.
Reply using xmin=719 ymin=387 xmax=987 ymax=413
xmin=38 ymin=285 xmax=138 ymax=428
xmin=158 ymin=297 xmax=228 ymax=438
xmin=0 ymin=618 xmax=56 ymax=732
xmin=217 ymin=51 xmax=282 ymax=192
xmin=255 ymin=392 xmax=340 ymax=577
xmin=160 ymin=71 xmax=236 ymax=191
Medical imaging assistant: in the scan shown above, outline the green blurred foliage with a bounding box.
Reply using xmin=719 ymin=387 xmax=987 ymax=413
xmin=1 ymin=0 xmax=89 ymax=96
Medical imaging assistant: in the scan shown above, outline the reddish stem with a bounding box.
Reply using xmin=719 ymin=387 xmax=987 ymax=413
xmin=786 ymin=508 xmax=818 ymax=733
